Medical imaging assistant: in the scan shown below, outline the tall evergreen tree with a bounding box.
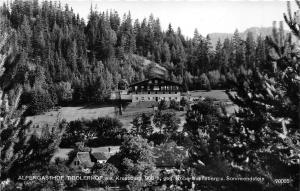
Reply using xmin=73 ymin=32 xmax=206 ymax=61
xmin=245 ymin=31 xmax=256 ymax=68
xmin=0 ymin=13 xmax=63 ymax=188
xmin=222 ymin=3 xmax=300 ymax=189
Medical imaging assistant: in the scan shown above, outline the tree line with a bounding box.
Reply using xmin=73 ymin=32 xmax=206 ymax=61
xmin=0 ymin=0 xmax=271 ymax=115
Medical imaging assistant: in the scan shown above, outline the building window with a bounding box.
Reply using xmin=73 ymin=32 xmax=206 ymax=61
xmin=148 ymin=91 xmax=150 ymax=94
xmin=169 ymin=97 xmax=171 ymax=100
xmin=175 ymin=92 xmax=177 ymax=94
xmin=153 ymin=86 xmax=159 ymax=90
xmin=141 ymin=97 xmax=145 ymax=101
xmin=136 ymin=97 xmax=138 ymax=101
xmin=175 ymin=97 xmax=178 ymax=100
xmin=155 ymin=91 xmax=157 ymax=94
xmin=169 ymin=92 xmax=171 ymax=94
xmin=148 ymin=97 xmax=151 ymax=100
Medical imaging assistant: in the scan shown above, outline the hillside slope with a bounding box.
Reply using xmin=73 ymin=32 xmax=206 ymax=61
xmin=130 ymin=54 xmax=167 ymax=79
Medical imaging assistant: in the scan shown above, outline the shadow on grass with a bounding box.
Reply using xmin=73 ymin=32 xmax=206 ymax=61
xmin=76 ymin=101 xmax=131 ymax=110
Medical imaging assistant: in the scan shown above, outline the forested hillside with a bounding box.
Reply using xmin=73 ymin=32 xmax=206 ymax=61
xmin=0 ymin=0 xmax=274 ymax=114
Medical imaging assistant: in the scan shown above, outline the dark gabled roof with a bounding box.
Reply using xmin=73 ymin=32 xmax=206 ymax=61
xmin=129 ymin=77 xmax=182 ymax=87
xmin=77 ymin=152 xmax=94 ymax=168
xmin=91 ymin=152 xmax=107 ymax=160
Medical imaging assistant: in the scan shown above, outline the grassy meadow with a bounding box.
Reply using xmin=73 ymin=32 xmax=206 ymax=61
xmin=27 ymin=90 xmax=237 ymax=131
xmin=27 ymin=89 xmax=237 ymax=161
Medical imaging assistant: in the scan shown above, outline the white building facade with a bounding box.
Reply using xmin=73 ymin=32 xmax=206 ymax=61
xmin=132 ymin=92 xmax=181 ymax=102
xmin=129 ymin=78 xmax=183 ymax=103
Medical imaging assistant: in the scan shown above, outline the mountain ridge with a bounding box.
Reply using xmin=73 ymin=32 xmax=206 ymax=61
xmin=208 ymin=26 xmax=288 ymax=48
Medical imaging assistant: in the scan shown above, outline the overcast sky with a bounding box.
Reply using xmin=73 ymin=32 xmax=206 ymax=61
xmin=2 ymin=0 xmax=296 ymax=37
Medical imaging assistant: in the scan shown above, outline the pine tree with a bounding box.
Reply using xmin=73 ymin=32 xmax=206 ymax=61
xmin=232 ymin=29 xmax=246 ymax=68
xmin=214 ymin=39 xmax=223 ymax=70
xmin=222 ymin=2 xmax=300 ymax=189
xmin=0 ymin=14 xmax=63 ymax=187
xmin=256 ymin=35 xmax=267 ymax=66
xmin=245 ymin=31 xmax=256 ymax=68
